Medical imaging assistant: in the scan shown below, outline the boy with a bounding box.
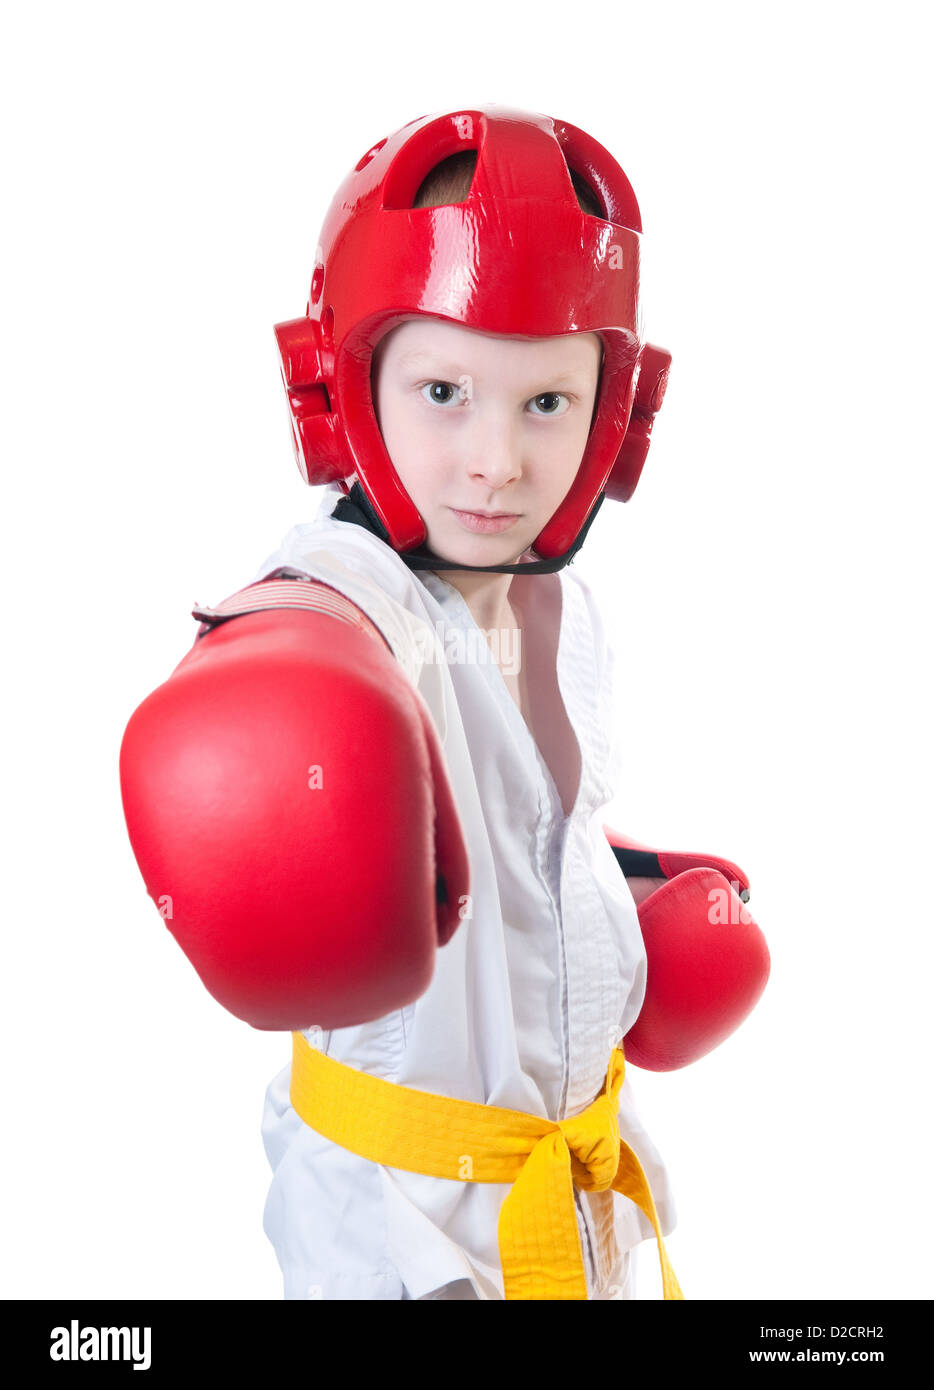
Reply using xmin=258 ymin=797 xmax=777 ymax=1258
xmin=120 ymin=106 xmax=769 ymax=1301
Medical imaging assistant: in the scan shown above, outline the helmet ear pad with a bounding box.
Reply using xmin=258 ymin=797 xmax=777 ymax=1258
xmin=603 ymin=342 xmax=672 ymax=504
xmin=274 ymin=309 xmax=439 ymax=550
xmin=274 ymin=315 xmax=351 ymax=488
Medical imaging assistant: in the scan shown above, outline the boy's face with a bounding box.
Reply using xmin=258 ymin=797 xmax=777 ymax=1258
xmin=371 ymin=319 xmax=602 ymax=568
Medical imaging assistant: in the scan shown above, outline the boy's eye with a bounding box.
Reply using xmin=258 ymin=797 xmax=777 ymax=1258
xmin=528 ymin=392 xmax=570 ymax=417
xmin=421 ymin=381 xmax=463 ymax=406
xmin=419 ymin=383 xmax=571 ymax=415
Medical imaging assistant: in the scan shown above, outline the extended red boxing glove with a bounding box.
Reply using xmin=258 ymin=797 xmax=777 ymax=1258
xmin=120 ymin=577 xmax=471 ymax=1032
xmin=606 ymin=828 xmax=770 ymax=1071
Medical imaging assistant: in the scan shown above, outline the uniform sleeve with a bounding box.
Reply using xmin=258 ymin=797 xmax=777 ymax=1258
xmin=248 ymin=527 xmax=450 ymax=747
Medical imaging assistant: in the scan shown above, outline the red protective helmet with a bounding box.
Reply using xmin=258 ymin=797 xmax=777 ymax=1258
xmin=274 ymin=105 xmax=670 ymax=566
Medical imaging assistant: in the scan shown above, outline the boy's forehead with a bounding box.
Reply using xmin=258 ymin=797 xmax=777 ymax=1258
xmin=382 ymin=317 xmax=601 ymax=369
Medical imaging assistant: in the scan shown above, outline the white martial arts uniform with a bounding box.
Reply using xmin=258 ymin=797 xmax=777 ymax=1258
xmin=256 ymin=483 xmax=677 ymax=1300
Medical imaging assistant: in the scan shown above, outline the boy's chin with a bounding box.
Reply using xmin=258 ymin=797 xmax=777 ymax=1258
xmin=422 ymin=520 xmax=534 ymax=571
xmin=425 ymin=539 xmax=531 ymax=571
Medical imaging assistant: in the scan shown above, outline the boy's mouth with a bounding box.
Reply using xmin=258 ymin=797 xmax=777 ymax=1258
xmin=449 ymin=507 xmax=521 ymax=535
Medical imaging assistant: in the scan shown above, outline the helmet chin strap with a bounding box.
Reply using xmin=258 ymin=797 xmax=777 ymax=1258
xmin=331 ymin=481 xmax=606 ymax=576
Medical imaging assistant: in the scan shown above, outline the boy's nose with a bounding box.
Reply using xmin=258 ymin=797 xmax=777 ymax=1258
xmin=465 ymin=427 xmax=523 ymax=491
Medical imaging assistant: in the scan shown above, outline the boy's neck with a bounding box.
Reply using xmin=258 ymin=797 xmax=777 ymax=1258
xmin=436 ymin=568 xmax=517 ymax=635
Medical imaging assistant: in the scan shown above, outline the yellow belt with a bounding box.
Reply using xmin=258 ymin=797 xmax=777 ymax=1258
xmin=289 ymin=1031 xmax=683 ymax=1300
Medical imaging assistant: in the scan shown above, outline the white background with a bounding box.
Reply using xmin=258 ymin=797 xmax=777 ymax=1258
xmin=3 ymin=0 xmax=931 ymax=1301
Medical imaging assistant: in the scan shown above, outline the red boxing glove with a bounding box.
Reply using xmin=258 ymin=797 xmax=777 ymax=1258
xmin=120 ymin=579 xmax=471 ymax=1032
xmin=606 ymin=829 xmax=770 ymax=1071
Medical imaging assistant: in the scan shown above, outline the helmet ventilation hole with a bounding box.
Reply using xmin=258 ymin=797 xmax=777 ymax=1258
xmin=566 ymin=166 xmax=605 ymax=218
xmin=412 ymin=150 xmax=478 ymax=209
xmin=354 ymin=137 xmax=388 ymax=172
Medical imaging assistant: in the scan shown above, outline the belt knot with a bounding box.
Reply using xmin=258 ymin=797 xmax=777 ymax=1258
xmin=559 ymin=1092 xmax=621 ymax=1192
